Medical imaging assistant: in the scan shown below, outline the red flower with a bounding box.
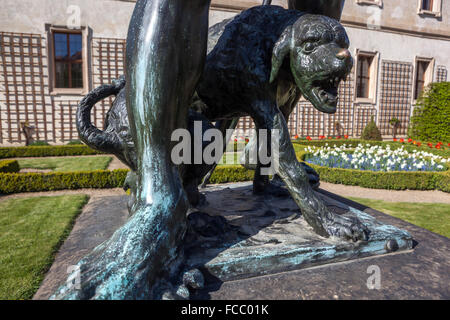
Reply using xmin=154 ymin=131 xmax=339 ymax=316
xmin=399 ymin=138 xmax=404 ymax=143
xmin=344 ymin=135 xmax=349 ymax=139
xmin=336 ymin=136 xmax=341 ymax=139
xmin=417 ymin=142 xmax=422 ymax=147
xmin=306 ymin=136 xmax=312 ymax=141
xmin=245 ymin=138 xmax=249 ymax=143
xmin=413 ymin=141 xmax=417 ymax=145
xmin=448 ymin=143 xmax=450 ymax=147
xmin=234 ymin=139 xmax=238 ymax=142
xmin=408 ymin=138 xmax=413 ymax=143
xmin=328 ymin=136 xmax=332 ymax=139
xmin=294 ymin=135 xmax=299 ymax=140
xmin=436 ymin=144 xmax=441 ymax=149
xmin=393 ymin=138 xmax=397 ymax=142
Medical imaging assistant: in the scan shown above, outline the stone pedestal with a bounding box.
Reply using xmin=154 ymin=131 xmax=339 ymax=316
xmin=185 ymin=182 xmax=413 ymax=282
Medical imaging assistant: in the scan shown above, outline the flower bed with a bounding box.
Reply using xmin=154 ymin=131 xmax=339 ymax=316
xmin=295 ymin=148 xmax=449 ymax=193
xmin=304 ymin=144 xmax=448 ymax=172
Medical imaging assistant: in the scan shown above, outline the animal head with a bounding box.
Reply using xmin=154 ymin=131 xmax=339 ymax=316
xmin=270 ymin=14 xmax=353 ymax=114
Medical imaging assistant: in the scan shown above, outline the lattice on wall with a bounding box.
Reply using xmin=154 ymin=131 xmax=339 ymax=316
xmin=379 ymin=60 xmax=413 ymax=136
xmin=54 ymin=100 xmax=80 ymax=142
xmin=0 ymin=32 xmax=52 ymax=143
xmin=354 ymin=106 xmax=377 ymax=137
xmin=295 ymin=71 xmax=355 ymax=138
xmin=436 ymin=65 xmax=448 ymax=83
xmin=234 ymin=72 xmax=355 ymax=138
xmin=91 ymin=37 xmax=126 ymax=130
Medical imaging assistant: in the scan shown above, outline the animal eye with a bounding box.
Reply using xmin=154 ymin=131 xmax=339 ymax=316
xmin=302 ymin=41 xmax=316 ymax=54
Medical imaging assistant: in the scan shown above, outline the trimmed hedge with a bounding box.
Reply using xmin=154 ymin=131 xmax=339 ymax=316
xmin=0 ymin=160 xmax=20 ymax=173
xmin=0 ymin=145 xmax=103 ymax=158
xmin=0 ymin=169 xmax=128 ymax=194
xmin=0 ymin=147 xmax=447 ymax=193
xmin=0 ymin=165 xmax=253 ymax=194
xmin=297 ymin=150 xmax=450 ymax=193
xmin=209 ymin=165 xmax=254 ymax=184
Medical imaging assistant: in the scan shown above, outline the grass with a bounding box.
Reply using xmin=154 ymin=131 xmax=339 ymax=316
xmin=17 ymin=156 xmax=112 ymax=172
xmin=0 ymin=195 xmax=89 ymax=300
xmin=348 ymin=197 xmax=450 ymax=238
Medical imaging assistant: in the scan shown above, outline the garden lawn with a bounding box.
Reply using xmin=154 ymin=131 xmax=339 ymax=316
xmin=348 ymin=197 xmax=450 ymax=238
xmin=0 ymin=195 xmax=89 ymax=299
xmin=17 ymin=156 xmax=112 ymax=172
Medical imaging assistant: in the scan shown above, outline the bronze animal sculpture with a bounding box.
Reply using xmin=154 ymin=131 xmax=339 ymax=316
xmin=78 ymin=4 xmax=368 ymax=239
xmin=56 ymin=1 xmax=369 ymax=300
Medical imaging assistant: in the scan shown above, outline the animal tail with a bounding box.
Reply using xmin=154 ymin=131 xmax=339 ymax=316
xmin=76 ymin=77 xmax=125 ymax=153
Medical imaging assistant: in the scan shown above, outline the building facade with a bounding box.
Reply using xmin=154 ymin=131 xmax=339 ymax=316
xmin=0 ymin=0 xmax=448 ymax=145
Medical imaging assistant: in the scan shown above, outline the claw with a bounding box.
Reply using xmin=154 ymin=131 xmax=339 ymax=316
xmin=183 ymin=269 xmax=205 ymax=290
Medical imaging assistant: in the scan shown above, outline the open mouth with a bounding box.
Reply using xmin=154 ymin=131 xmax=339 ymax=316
xmin=310 ymin=76 xmax=342 ymax=113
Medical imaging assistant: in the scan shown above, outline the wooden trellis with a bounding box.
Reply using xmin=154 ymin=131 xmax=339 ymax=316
xmin=54 ymin=100 xmax=79 ymax=142
xmin=354 ymin=106 xmax=377 ymax=137
xmin=295 ymin=71 xmax=355 ymax=138
xmin=0 ymin=32 xmax=51 ymax=144
xmin=436 ymin=65 xmax=448 ymax=83
xmin=379 ymin=60 xmax=413 ymax=136
xmin=91 ymin=37 xmax=126 ymax=130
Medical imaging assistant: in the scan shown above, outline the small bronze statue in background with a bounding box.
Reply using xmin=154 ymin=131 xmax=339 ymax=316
xmin=20 ymin=121 xmax=36 ymax=146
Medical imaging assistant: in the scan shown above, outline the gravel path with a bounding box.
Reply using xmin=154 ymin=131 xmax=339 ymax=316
xmin=319 ymin=182 xmax=450 ymax=204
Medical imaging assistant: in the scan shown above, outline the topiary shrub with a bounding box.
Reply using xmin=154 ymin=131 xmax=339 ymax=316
xmin=409 ymin=82 xmax=450 ymax=142
xmin=0 ymin=160 xmax=20 ymax=173
xmin=361 ymin=116 xmax=382 ymax=141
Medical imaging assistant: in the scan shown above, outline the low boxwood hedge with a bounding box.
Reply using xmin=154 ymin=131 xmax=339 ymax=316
xmin=296 ymin=150 xmax=449 ymax=193
xmin=0 ymin=149 xmax=447 ymax=194
xmin=209 ymin=165 xmax=254 ymax=184
xmin=0 ymin=160 xmax=20 ymax=173
xmin=0 ymin=145 xmax=103 ymax=158
xmin=0 ymin=169 xmax=128 ymax=194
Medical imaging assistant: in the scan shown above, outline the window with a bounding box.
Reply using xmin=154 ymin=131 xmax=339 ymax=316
xmin=414 ymin=58 xmax=434 ymax=100
xmin=421 ymin=0 xmax=433 ymax=11
xmin=418 ymin=0 xmax=442 ymax=17
xmin=355 ymin=51 xmax=378 ymax=102
xmin=53 ymin=31 xmax=83 ymax=89
xmin=356 ymin=55 xmax=373 ymax=98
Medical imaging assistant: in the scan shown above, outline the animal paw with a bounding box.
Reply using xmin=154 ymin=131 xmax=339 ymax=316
xmin=323 ymin=213 xmax=370 ymax=242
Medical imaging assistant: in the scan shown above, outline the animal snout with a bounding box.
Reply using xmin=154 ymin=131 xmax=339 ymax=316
xmin=336 ymin=49 xmax=351 ymax=60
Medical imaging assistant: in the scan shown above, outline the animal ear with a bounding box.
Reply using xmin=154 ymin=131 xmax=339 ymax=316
xmin=270 ymin=26 xmax=292 ymax=83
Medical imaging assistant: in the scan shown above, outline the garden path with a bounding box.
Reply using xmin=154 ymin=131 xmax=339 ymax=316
xmin=1 ymin=181 xmax=449 ymax=203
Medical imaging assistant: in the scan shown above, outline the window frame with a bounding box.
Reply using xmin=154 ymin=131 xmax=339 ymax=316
xmin=46 ymin=25 xmax=90 ymax=95
xmin=417 ymin=0 xmax=442 ymax=18
xmin=354 ymin=50 xmax=379 ymax=104
xmin=412 ymin=57 xmax=435 ymax=102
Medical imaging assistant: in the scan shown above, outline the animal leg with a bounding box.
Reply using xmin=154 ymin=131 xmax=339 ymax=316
xmin=51 ymin=0 xmax=212 ymax=300
xmin=254 ymin=103 xmax=369 ymax=241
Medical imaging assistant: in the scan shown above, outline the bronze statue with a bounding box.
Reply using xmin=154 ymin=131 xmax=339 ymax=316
xmin=55 ymin=0 xmax=369 ymax=300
